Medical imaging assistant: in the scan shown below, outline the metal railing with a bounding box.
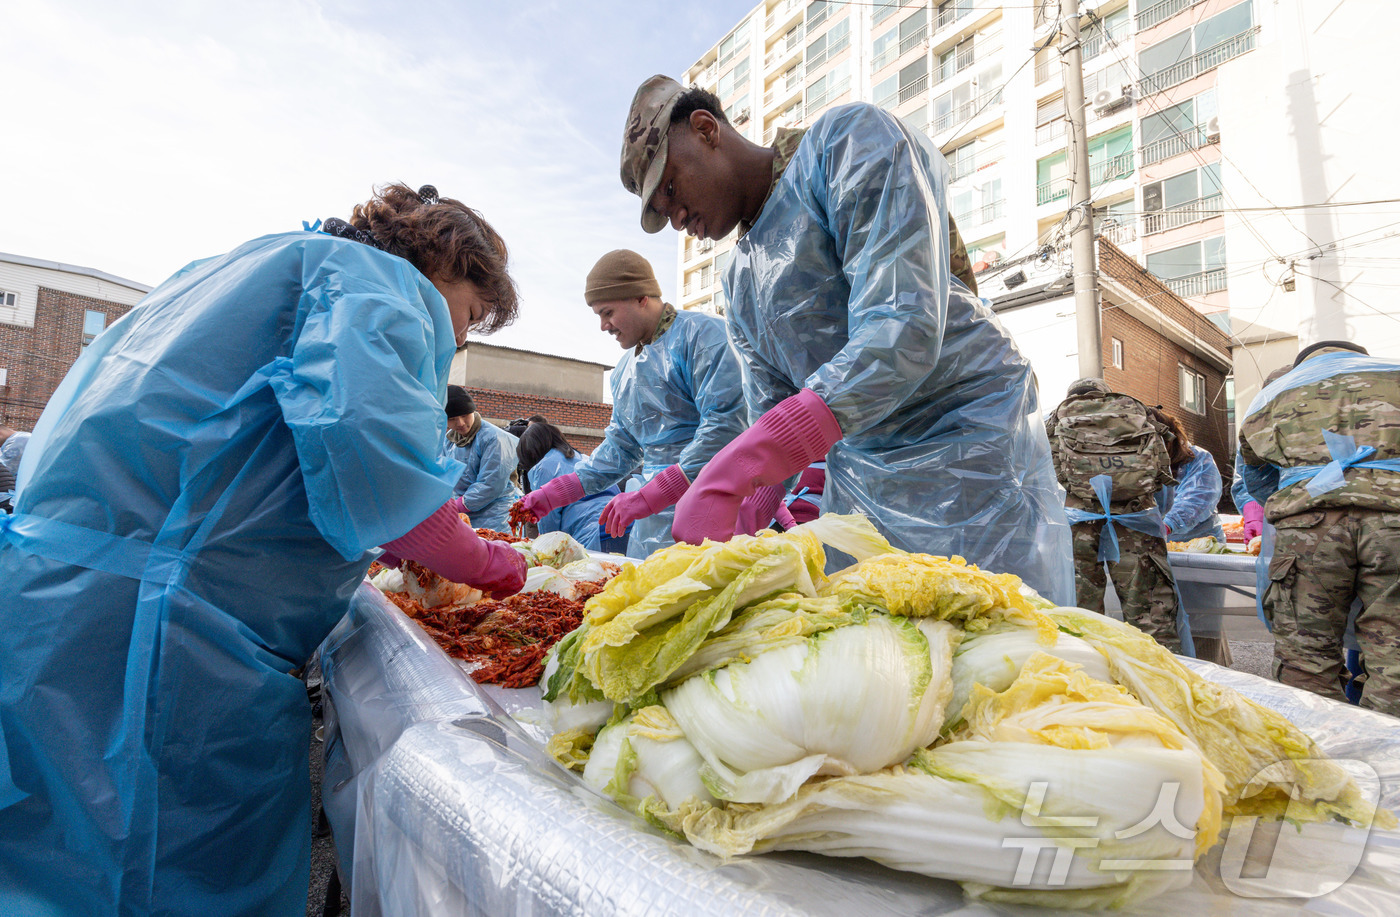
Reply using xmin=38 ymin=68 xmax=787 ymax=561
xmin=1091 ymin=149 xmax=1134 ymax=185
xmin=928 ymin=85 xmax=1003 ymax=134
xmin=937 ymin=1 xmax=972 ymax=30
xmin=872 ymin=45 xmax=898 ymax=71
xmin=1081 ymin=19 xmax=1130 ymax=61
xmin=1165 ymin=268 xmax=1227 ymax=298
xmin=948 ymin=142 xmax=1005 ymax=182
xmin=765 ymin=31 xmax=803 ymax=70
xmin=1036 ymin=150 xmax=1135 ymax=205
xmin=807 ymin=79 xmax=850 ymax=112
xmin=763 ymin=72 xmax=801 ymax=107
xmin=765 ymin=0 xmax=802 ymax=32
xmin=1096 ymin=220 xmax=1137 ymax=246
xmin=954 ymin=198 xmax=1005 ymax=228
xmin=1035 ymin=119 xmax=1065 ymax=144
xmin=1140 ymin=125 xmax=1214 ymax=165
xmin=1137 ymin=0 xmax=1203 ymax=32
xmin=899 ymin=23 xmax=928 ymax=57
xmin=936 ymin=41 xmax=997 ymax=85
xmin=1139 ymin=27 xmax=1259 ymax=96
xmin=899 ymin=73 xmax=929 ymax=104
xmin=1034 ymin=58 xmax=1056 ymax=84
xmin=1143 ymin=192 xmax=1223 ymax=234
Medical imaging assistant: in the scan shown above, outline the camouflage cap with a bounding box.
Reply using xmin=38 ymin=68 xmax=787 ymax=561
xmin=621 ymin=74 xmax=685 ymax=234
xmin=1067 ymin=378 xmax=1110 ymax=397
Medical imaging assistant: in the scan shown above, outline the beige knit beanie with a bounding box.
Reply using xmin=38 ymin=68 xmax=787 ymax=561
xmin=585 ymin=249 xmax=662 ymax=305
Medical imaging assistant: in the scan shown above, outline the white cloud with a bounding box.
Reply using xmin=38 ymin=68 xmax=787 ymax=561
xmin=0 ymin=0 xmax=753 ymax=368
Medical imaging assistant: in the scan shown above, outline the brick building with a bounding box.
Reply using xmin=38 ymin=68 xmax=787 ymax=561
xmin=987 ymin=236 xmax=1235 ymax=504
xmin=451 ymin=342 xmax=614 ymax=453
xmin=1 ymin=253 xmax=150 ymax=430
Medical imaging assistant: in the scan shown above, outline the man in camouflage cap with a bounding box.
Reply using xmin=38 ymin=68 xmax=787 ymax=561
xmin=614 ymin=75 xmax=1074 ymax=605
xmin=1239 ymin=340 xmax=1400 ymax=715
xmin=1046 ymin=379 xmax=1184 ymax=652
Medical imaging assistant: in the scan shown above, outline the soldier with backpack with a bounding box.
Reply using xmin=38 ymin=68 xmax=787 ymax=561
xmin=1046 ymin=379 xmax=1186 ymax=653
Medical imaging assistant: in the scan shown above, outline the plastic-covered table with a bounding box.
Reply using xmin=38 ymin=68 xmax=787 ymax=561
xmin=320 ymin=582 xmax=1400 ymax=917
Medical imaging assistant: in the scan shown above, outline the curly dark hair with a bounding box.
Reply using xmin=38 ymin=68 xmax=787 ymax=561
xmin=347 ymin=183 xmax=519 ymax=334
xmin=670 ymin=87 xmax=728 ymax=127
xmin=1149 ymin=408 xmax=1193 ymax=467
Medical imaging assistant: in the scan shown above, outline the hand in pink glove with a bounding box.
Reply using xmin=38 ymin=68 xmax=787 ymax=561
xmin=598 ymin=464 xmax=689 ymax=538
xmin=673 ymin=389 xmax=842 ymax=546
xmin=1241 ymin=500 xmax=1264 ymax=540
xmin=774 ymin=502 xmax=798 ymax=531
xmin=382 ymin=501 xmax=527 ymax=599
xmin=734 ymin=484 xmax=787 ymax=536
xmin=521 ymin=472 xmax=585 ymax=521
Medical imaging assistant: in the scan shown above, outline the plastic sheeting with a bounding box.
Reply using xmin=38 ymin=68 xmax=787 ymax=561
xmin=722 ymin=104 xmax=1073 ymax=605
xmin=322 ymin=581 xmax=1400 ymax=917
xmin=573 ymin=309 xmax=747 ymax=560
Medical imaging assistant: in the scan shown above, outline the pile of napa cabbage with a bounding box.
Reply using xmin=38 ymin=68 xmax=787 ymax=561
xmin=541 ymin=515 xmax=1392 ymax=909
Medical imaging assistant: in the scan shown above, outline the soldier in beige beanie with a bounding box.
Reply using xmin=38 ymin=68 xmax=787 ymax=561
xmin=516 ymin=249 xmax=747 ymax=559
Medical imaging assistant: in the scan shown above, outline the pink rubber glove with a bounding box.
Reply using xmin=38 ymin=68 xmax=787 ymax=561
xmin=598 ymin=464 xmax=689 ymax=538
xmin=382 ymin=501 xmax=527 ymax=599
xmin=734 ymin=484 xmax=787 ymax=536
xmin=674 ymin=389 xmax=842 ymax=545
xmin=774 ymin=502 xmax=798 ymax=531
xmin=1241 ymin=500 xmax=1264 ymax=540
xmin=521 ymin=472 xmax=585 ymax=521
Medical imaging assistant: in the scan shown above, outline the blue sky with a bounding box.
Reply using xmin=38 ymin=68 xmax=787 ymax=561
xmin=0 ymin=0 xmax=760 ymax=367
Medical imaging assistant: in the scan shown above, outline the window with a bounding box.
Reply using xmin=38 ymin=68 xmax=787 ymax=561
xmin=1142 ymin=163 xmax=1223 ymax=232
xmin=719 ymin=19 xmax=750 ymax=64
xmin=946 ymin=142 xmax=975 ymax=182
xmin=872 ymin=28 xmax=899 ymax=71
xmin=0 ymin=367 xmax=6 ymax=386
xmin=717 ymin=56 xmax=750 ymax=100
xmin=806 ymin=60 xmax=851 ymax=110
xmin=1139 ymin=2 xmax=1254 ymax=92
xmin=82 ymin=309 xmax=106 ymax=348
xmin=1146 ymin=237 xmax=1226 ymax=280
xmin=874 ymin=74 xmax=900 ymax=110
xmin=937 ymin=0 xmax=973 ymax=29
xmin=898 ymin=8 xmax=928 ymax=57
xmin=1111 ymin=338 xmax=1124 ymax=369
xmin=806 ymin=0 xmax=829 ymax=29
xmin=805 ymin=18 xmax=849 ymax=72
xmin=0 ymin=290 xmax=15 ymax=308
xmin=966 ymin=233 xmax=1005 ymax=268
xmin=898 ymin=59 xmax=928 ymax=103
xmin=937 ymin=37 xmax=973 ymax=83
xmin=1179 ymin=365 xmax=1206 ymax=415
xmin=1082 ymin=5 xmax=1130 ymax=59
xmin=872 ymin=0 xmax=900 ymax=27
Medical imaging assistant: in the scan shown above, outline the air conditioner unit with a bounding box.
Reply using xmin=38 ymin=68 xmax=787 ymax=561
xmin=1204 ymin=116 xmax=1221 ymax=142
xmin=734 ymin=107 xmax=751 ymax=125
xmin=1091 ymin=85 xmax=1127 ymax=113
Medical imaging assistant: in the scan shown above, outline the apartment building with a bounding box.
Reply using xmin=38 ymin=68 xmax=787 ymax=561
xmin=677 ymin=0 xmax=1264 ymax=329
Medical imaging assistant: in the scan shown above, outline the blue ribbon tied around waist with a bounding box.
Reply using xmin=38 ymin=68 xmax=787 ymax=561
xmin=1277 ymin=431 xmax=1400 ymax=498
xmin=1063 ymin=474 xmax=1167 ymax=563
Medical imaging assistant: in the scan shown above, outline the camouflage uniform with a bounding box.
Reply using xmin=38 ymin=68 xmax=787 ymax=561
xmin=1067 ymin=498 xmax=1182 ymax=653
xmin=1048 ymin=382 xmax=1182 ymax=653
xmin=1239 ymin=346 xmax=1400 ymax=714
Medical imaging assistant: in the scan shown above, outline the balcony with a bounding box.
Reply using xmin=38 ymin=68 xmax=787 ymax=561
xmin=948 ymin=142 xmax=1005 ymax=183
xmin=928 ymin=85 xmax=1003 ymax=135
xmin=1036 ymin=150 xmax=1135 ymax=205
xmin=1081 ymin=19 xmax=1130 ymax=62
xmin=899 ymin=73 xmax=929 ymax=104
xmin=899 ymin=23 xmax=928 ymax=57
xmin=937 ymin=2 xmax=973 ymax=31
xmin=954 ymin=198 xmax=1006 ymax=229
xmin=765 ymin=0 xmax=803 ymax=32
xmin=1143 ymin=192 xmax=1223 ymax=235
xmin=1035 ymin=118 xmax=1065 ymax=145
xmin=1140 ymin=124 xmax=1215 ymax=165
xmin=1034 ymin=57 xmax=1056 ymax=84
xmin=1139 ymin=27 xmax=1259 ymax=96
xmin=1137 ymin=0 xmax=1205 ymax=32
xmin=763 ymin=103 xmax=805 ymax=143
xmin=935 ymin=41 xmax=999 ymax=86
xmin=764 ymin=72 xmax=802 ymax=108
xmin=764 ymin=29 xmax=804 ymax=71
xmin=1164 ymin=267 xmax=1227 ymax=298
xmin=1096 ymin=219 xmax=1137 ymax=247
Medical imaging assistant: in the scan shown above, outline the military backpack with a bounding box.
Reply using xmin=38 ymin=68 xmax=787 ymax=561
xmin=1048 ymin=391 xmax=1175 ymax=502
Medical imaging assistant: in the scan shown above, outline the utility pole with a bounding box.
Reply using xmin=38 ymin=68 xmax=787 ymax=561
xmin=1058 ymin=0 xmax=1103 ymax=379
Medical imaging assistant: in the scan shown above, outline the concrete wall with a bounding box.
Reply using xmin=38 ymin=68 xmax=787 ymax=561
xmin=451 ymin=342 xmax=610 ymax=404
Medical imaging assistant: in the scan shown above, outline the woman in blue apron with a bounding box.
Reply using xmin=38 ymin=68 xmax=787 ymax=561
xmin=0 ymin=184 xmax=524 ymax=915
